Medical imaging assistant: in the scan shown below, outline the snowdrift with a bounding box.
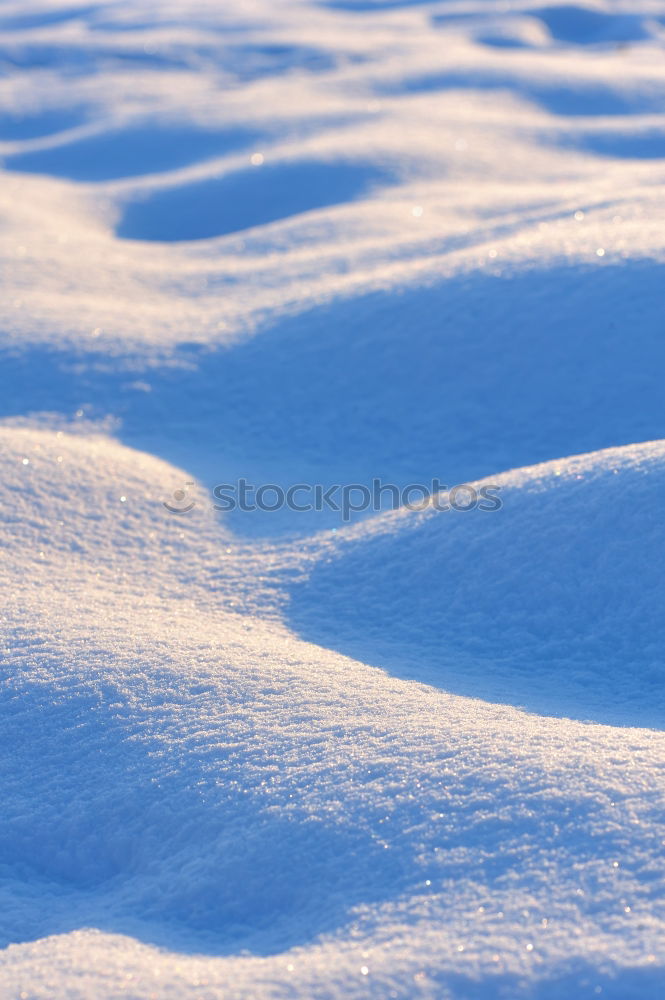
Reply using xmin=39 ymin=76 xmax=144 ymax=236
xmin=1 ymin=429 xmax=664 ymax=1000
xmin=2 ymin=0 xmax=665 ymax=997
xmin=291 ymin=441 xmax=665 ymax=726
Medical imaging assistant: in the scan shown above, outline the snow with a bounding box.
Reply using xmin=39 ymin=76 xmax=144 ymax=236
xmin=1 ymin=1 xmax=665 ymax=997
xmin=291 ymin=442 xmax=665 ymax=729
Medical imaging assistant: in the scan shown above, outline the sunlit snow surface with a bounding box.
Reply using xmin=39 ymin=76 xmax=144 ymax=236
xmin=1 ymin=1 xmax=665 ymax=997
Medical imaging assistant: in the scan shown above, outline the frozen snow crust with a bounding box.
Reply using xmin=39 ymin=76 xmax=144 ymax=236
xmin=1 ymin=0 xmax=665 ymax=998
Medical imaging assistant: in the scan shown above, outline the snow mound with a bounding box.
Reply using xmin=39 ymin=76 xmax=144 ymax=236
xmin=291 ymin=441 xmax=665 ymax=727
xmin=0 ymin=428 xmax=399 ymax=956
xmin=2 ymin=428 xmax=665 ymax=999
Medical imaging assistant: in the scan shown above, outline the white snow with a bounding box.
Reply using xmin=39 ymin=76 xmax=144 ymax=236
xmin=1 ymin=1 xmax=665 ymax=997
